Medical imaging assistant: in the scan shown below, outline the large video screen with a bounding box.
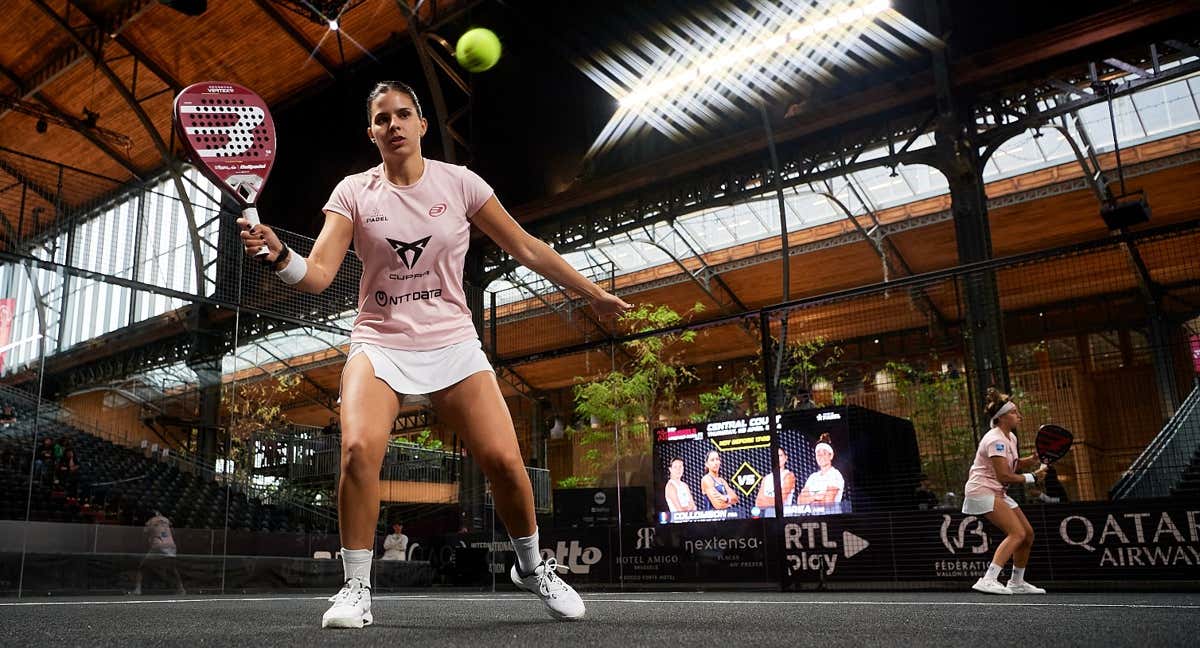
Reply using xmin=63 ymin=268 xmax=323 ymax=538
xmin=652 ymin=410 xmax=853 ymax=524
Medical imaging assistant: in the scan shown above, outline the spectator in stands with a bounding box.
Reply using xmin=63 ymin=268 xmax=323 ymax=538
xmin=915 ymin=474 xmax=940 ymax=510
xmin=0 ymin=447 xmax=20 ymax=473
xmin=34 ymin=437 xmax=54 ymax=484
xmin=0 ymin=404 xmax=15 ymax=426
xmin=57 ymin=449 xmax=81 ymax=496
xmin=53 ymin=436 xmax=67 ymax=462
xmin=382 ymin=522 xmax=409 ymax=560
xmin=320 ymin=416 xmax=340 ymax=454
xmin=133 ymin=509 xmax=186 ymax=596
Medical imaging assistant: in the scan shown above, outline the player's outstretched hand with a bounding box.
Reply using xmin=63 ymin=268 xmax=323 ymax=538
xmin=237 ymin=217 xmax=283 ymax=262
xmin=590 ymin=291 xmax=632 ymax=319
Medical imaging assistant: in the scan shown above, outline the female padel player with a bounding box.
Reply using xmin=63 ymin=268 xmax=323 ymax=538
xmin=963 ymin=388 xmax=1048 ymax=595
xmin=239 ymin=81 xmax=631 ymax=627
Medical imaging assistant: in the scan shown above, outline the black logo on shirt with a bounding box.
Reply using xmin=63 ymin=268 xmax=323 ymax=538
xmin=386 ymin=236 xmax=432 ymax=269
xmin=374 ymin=288 xmax=443 ymax=307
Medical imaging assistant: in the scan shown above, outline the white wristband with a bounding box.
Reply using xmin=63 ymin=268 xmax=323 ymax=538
xmin=1024 ymin=473 xmax=1035 ymax=485
xmin=275 ymin=253 xmax=307 ymax=285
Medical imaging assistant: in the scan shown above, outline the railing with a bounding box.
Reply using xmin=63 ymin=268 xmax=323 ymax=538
xmin=252 ymin=428 xmax=462 ymax=484
xmin=528 ymin=466 xmax=552 ymax=513
xmin=1110 ymin=383 xmax=1200 ymax=499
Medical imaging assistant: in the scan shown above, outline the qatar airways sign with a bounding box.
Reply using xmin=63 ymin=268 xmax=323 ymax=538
xmin=1058 ymin=509 xmax=1200 ymax=568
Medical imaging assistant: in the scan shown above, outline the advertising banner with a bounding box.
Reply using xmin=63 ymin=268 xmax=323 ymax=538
xmin=465 ymin=498 xmax=1199 ymax=588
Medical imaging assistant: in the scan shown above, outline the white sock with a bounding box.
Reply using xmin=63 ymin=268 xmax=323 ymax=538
xmin=341 ymin=548 xmax=373 ymax=588
xmin=1011 ymin=566 xmax=1026 ymax=585
xmin=985 ymin=563 xmax=1003 ymax=581
xmin=510 ymin=529 xmax=542 ymax=575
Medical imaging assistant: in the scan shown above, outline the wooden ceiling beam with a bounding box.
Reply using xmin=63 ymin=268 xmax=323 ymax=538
xmin=251 ymin=0 xmax=338 ymax=79
xmin=30 ymin=0 xmax=207 ymax=294
xmin=0 ymin=0 xmax=155 ymax=122
xmin=0 ymin=62 xmax=143 ymax=180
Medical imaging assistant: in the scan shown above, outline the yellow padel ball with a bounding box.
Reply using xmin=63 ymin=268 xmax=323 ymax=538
xmin=455 ymin=28 xmax=502 ymax=73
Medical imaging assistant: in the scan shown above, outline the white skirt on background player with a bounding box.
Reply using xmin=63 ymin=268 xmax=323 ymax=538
xmin=962 ymin=492 xmax=1019 ymax=515
xmin=345 ymin=337 xmax=493 ymax=405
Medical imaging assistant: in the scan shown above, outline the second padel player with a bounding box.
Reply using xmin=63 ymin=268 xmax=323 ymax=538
xmin=239 ymin=81 xmax=631 ymax=628
xmin=962 ymin=388 xmax=1048 ymax=595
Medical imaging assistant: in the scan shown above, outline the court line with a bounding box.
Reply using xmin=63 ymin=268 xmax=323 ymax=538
xmin=1 ymin=594 xmax=1197 ymax=610
xmin=577 ymin=598 xmax=1200 ymax=610
xmin=0 ymin=595 xmax=433 ymax=607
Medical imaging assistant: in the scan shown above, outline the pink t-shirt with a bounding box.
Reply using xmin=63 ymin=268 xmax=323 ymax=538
xmin=323 ymin=159 xmax=494 ymax=350
xmin=964 ymin=427 xmax=1019 ymax=497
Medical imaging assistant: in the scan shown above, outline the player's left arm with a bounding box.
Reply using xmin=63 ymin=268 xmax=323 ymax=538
xmin=472 ymin=197 xmax=631 ymax=317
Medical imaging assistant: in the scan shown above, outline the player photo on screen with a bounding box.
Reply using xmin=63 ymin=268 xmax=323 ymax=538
xmin=775 ymin=411 xmax=852 ymax=517
xmin=652 ymin=418 xmax=772 ymax=524
xmin=653 ymin=413 xmax=854 ymax=523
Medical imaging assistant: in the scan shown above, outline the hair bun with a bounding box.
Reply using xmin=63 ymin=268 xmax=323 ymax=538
xmin=818 ymin=432 xmax=832 ymax=445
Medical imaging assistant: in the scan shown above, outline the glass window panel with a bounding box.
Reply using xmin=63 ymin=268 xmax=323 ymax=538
xmin=1162 ymin=78 xmax=1198 ymax=127
xmin=1132 ymin=87 xmax=1169 ymax=136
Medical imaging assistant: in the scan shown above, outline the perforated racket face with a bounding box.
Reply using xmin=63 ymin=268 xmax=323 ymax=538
xmin=1036 ymin=424 xmax=1073 ymax=464
xmin=173 ymin=82 xmax=276 ymax=206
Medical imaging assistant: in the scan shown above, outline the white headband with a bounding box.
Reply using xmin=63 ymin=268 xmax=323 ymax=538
xmin=990 ymin=401 xmax=1016 ymax=427
xmin=815 ymin=442 xmax=834 ymax=455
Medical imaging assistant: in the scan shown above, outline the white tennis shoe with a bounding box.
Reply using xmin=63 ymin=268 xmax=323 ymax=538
xmin=322 ymin=577 xmax=373 ymax=629
xmin=510 ymin=558 xmax=586 ymax=620
xmin=1006 ymin=580 xmax=1047 ymax=594
xmin=972 ymin=577 xmax=1013 ymax=595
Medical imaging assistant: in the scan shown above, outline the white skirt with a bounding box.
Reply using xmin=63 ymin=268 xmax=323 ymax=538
xmin=345 ymin=337 xmax=493 ymax=405
xmin=962 ymin=493 xmax=1019 ymax=515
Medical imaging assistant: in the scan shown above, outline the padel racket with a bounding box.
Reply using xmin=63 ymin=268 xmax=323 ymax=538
xmin=1035 ymin=424 xmax=1073 ymax=465
xmin=173 ymin=81 xmax=276 ymax=256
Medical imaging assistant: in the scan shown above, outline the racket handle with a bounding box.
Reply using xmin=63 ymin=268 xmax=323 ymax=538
xmin=242 ymin=206 xmax=270 ymax=257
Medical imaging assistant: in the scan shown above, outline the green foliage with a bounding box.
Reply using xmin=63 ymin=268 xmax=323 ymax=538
xmin=884 ymin=361 xmax=975 ymax=495
xmin=391 ymin=429 xmax=445 ymax=451
xmin=414 ymin=429 xmax=444 ymax=451
xmin=556 ymin=475 xmax=597 ymax=489
xmin=565 ymin=303 xmax=704 ymax=484
xmin=779 ymin=336 xmax=845 ymax=408
xmin=691 ymin=366 xmax=768 ymax=421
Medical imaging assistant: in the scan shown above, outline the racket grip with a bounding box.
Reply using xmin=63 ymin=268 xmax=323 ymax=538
xmin=242 ymin=207 xmax=270 ymax=257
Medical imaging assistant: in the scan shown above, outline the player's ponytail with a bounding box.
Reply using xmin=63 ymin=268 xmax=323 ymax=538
xmin=984 ymin=387 xmax=1014 ymax=428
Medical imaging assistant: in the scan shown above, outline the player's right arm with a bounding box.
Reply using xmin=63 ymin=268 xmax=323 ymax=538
xmin=989 ymin=455 xmax=1046 ymax=485
xmin=237 ymin=211 xmax=353 ymax=293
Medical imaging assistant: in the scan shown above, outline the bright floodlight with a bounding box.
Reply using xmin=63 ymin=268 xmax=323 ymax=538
xmin=574 ymin=0 xmax=941 ymax=159
xmin=328 ymin=19 xmax=339 ymax=31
